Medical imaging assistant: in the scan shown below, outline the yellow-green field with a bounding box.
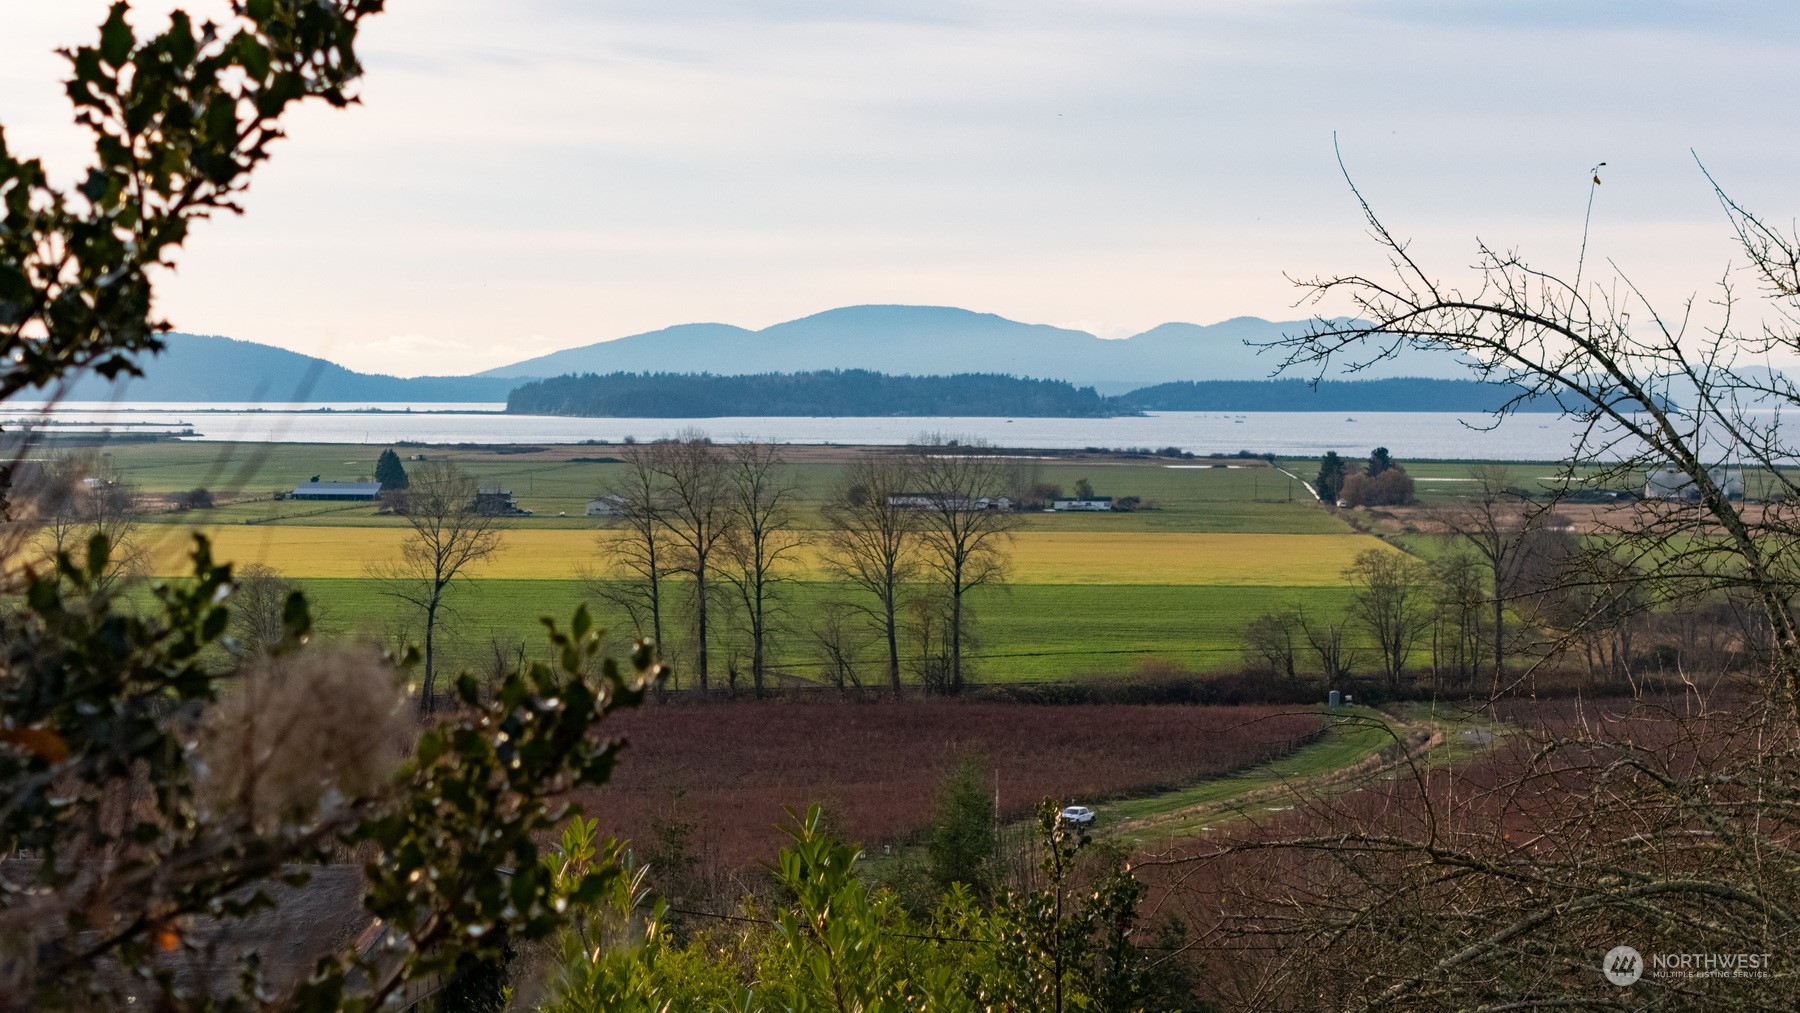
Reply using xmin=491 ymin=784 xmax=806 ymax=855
xmin=138 ymin=526 xmax=1398 ymax=585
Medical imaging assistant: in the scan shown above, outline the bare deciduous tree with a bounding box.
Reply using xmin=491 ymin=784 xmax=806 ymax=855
xmin=1426 ymin=550 xmax=1486 ymax=689
xmin=15 ymin=451 xmax=145 ymax=589
xmin=912 ymin=438 xmax=1017 ymax=693
xmin=1344 ymin=548 xmax=1432 ymax=691
xmin=228 ymin=563 xmax=296 ymax=657
xmin=371 ymin=460 xmax=504 ymax=712
xmin=591 ymin=443 xmax=670 ymax=662
xmin=1435 ymin=465 xmax=1536 ymax=692
xmin=1243 ymin=609 xmax=1302 ymax=683
xmin=1176 ymin=152 xmax=1800 ymax=1009
xmin=1294 ymin=603 xmax=1355 ymax=685
xmin=649 ymin=433 xmax=733 ymax=694
xmin=720 ymin=441 xmax=803 ymax=698
xmin=821 ymin=453 xmax=922 ymax=695
xmin=1280 ymin=157 xmax=1800 ymax=716
xmin=810 ymin=598 xmax=871 ymax=694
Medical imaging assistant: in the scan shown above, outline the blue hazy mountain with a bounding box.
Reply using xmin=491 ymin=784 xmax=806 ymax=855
xmin=56 ymin=333 xmax=521 ymax=403
xmin=479 ymin=305 xmax=1472 ymax=389
xmin=49 ymin=307 xmax=1478 ymax=405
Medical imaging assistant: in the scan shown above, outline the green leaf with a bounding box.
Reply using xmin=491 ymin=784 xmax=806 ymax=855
xmin=99 ymin=3 xmax=133 ymax=68
xmin=233 ymin=34 xmax=272 ymax=80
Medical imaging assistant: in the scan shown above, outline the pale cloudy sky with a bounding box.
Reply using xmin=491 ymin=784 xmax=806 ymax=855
xmin=3 ymin=1 xmax=1797 ymax=376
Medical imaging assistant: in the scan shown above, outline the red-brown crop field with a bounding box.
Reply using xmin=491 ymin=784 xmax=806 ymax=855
xmin=576 ymin=700 xmax=1325 ymax=869
xmin=1131 ymin=694 xmax=1774 ymax=1009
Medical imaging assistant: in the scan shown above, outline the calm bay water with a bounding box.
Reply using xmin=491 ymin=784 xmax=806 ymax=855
xmin=4 ymin=402 xmax=1614 ymax=461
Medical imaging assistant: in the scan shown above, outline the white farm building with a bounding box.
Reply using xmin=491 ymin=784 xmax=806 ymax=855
xmin=1643 ymin=467 xmax=1743 ymax=501
xmin=290 ymin=481 xmax=382 ymax=501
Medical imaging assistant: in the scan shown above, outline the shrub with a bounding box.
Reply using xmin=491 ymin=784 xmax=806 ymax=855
xmin=175 ymin=487 xmax=214 ymax=510
xmin=1339 ymin=466 xmax=1416 ymax=506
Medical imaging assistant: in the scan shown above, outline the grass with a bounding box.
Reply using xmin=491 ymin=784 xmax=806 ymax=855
xmin=1101 ymin=706 xmax=1396 ymax=845
xmin=1099 ymin=701 xmax=1515 ymax=848
xmin=283 ymin=578 xmax=1357 ymax=682
xmin=136 ymin=525 xmax=1396 ymax=586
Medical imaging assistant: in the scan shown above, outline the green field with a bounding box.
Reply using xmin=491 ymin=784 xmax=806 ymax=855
xmin=81 ymin=441 xmax=1513 ymax=686
xmin=107 ymin=443 xmax=1348 ymax=533
xmin=292 ymin=578 xmax=1355 ymax=684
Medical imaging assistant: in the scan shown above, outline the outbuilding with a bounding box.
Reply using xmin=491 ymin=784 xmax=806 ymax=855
xmin=1052 ymin=496 xmax=1114 ymax=511
xmin=1644 ymin=467 xmax=1743 ymax=501
xmin=290 ymin=480 xmax=381 ymax=501
xmin=586 ymin=495 xmax=627 ymax=517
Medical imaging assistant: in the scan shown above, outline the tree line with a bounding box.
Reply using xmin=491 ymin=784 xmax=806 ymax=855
xmin=1116 ymin=376 xmax=1561 ymax=412
xmin=590 ymin=432 xmax=1019 ymax=697
xmin=1246 ymin=463 xmax=1759 ymax=696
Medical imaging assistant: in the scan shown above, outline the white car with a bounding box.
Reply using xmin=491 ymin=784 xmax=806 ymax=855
xmin=1059 ymin=805 xmax=1096 ymax=826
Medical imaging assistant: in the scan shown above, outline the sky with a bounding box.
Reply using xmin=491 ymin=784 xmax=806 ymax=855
xmin=3 ymin=1 xmax=1799 ymax=377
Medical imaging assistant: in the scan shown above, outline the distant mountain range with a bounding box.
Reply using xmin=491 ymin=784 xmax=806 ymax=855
xmin=49 ymin=304 xmax=1479 ymax=406
xmin=57 ymin=334 xmax=519 ymax=403
xmin=480 ymin=305 xmax=1470 ymax=392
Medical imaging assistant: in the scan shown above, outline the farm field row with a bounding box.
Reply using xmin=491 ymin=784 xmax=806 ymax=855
xmin=579 ymin=700 xmax=1329 ymax=869
xmin=102 ymin=442 xmax=1352 ymax=533
xmin=101 ymin=442 xmax=1308 ymax=502
xmin=286 ymin=578 xmax=1356 ymax=683
xmin=137 ymin=526 xmax=1397 ymax=585
xmin=153 ymin=497 xmax=1344 ymax=534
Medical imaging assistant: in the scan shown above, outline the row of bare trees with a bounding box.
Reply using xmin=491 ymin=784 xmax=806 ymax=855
xmin=1250 ymin=465 xmax=1765 ymax=695
xmin=592 ymin=433 xmax=1017 ymax=697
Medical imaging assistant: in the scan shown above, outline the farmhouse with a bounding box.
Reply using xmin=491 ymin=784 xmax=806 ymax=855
xmin=586 ymin=495 xmax=627 ymax=516
xmin=290 ymin=480 xmax=381 ymax=501
xmin=1052 ymin=496 xmax=1114 ymax=511
xmin=1644 ymin=467 xmax=1743 ymax=501
xmin=475 ymin=487 xmax=525 ymax=515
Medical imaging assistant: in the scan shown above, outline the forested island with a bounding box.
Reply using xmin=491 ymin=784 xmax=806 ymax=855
xmin=505 ymin=369 xmax=1118 ymax=417
xmin=505 ymin=370 xmax=1563 ymax=417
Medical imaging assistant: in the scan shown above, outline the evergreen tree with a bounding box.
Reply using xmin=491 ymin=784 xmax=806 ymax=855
xmin=376 ymin=447 xmax=410 ymax=490
xmin=927 ymin=753 xmax=997 ymax=898
xmin=1316 ymin=451 xmax=1349 ymax=503
xmin=1368 ymin=446 xmax=1394 ymax=476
